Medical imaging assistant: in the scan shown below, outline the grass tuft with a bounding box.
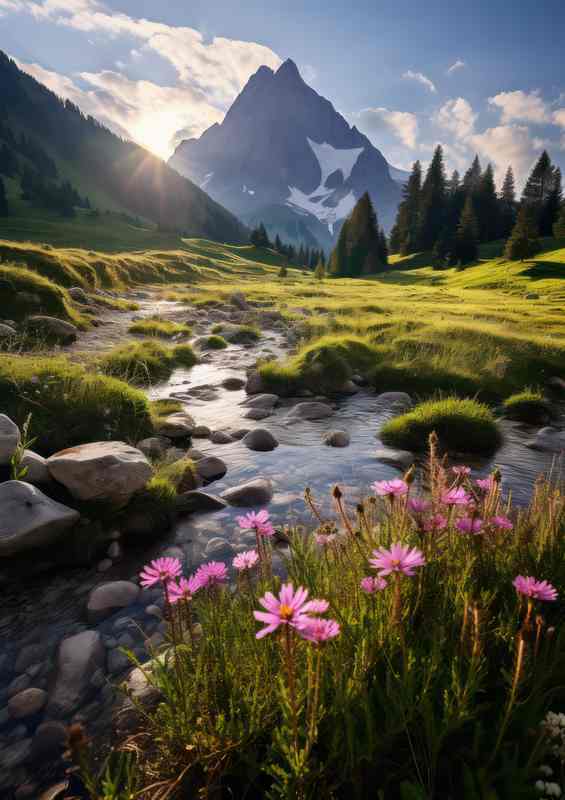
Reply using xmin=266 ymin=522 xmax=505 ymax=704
xmin=502 ymin=390 xmax=552 ymax=424
xmin=128 ymin=317 xmax=191 ymax=338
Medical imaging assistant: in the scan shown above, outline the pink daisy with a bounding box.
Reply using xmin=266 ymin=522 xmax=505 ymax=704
xmin=139 ymin=557 xmax=182 ymax=588
xmin=253 ymin=583 xmax=327 ymax=639
xmin=194 ymin=560 xmax=228 ymax=589
xmin=232 ymin=549 xmax=260 ymax=571
xmin=236 ymin=509 xmax=275 ymax=537
xmin=372 ymin=479 xmax=408 ymax=497
xmin=513 ymin=575 xmax=558 ymax=603
xmin=360 ymin=576 xmax=388 ymax=593
xmin=423 ymin=514 xmax=448 ymax=532
xmin=297 ymin=617 xmax=340 ymax=643
xmin=456 ymin=517 xmax=484 ymax=535
xmin=409 ymin=497 xmax=431 ymax=514
xmin=490 ymin=515 xmax=513 ymax=531
xmin=441 ymin=487 xmax=471 ymax=506
xmin=452 ymin=466 xmax=471 ymax=477
xmin=167 ymin=575 xmax=201 ymax=604
xmin=476 ymin=476 xmax=495 ymax=492
xmin=369 ymin=542 xmax=426 ymax=577
xmin=315 ymin=533 xmax=337 ymax=546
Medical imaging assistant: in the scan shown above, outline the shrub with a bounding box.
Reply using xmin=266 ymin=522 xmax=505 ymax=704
xmin=502 ymin=390 xmax=551 ymax=423
xmin=0 ymin=355 xmax=152 ymax=454
xmin=98 ymin=341 xmax=175 ymax=385
xmin=172 ymin=343 xmax=198 ymax=368
xmin=128 ymin=317 xmax=191 ymax=338
xmin=204 ymin=334 xmax=228 ymax=350
xmin=380 ymin=396 xmax=502 ymax=453
xmin=225 ymin=325 xmax=261 ymax=344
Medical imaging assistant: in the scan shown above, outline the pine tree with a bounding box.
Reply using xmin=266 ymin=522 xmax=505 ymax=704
xmin=278 ymin=265 xmax=288 ymax=278
xmin=499 ymin=166 xmax=517 ymax=240
xmin=504 ymin=206 xmax=540 ymax=261
xmin=419 ymin=146 xmax=447 ymax=251
xmin=455 ymin=197 xmax=479 ymax=264
xmin=463 ymin=155 xmax=482 ymax=195
xmin=378 ymin=228 xmax=388 ymax=266
xmin=314 ymin=259 xmax=326 ymax=280
xmin=553 ymin=204 xmax=565 ymax=239
xmin=390 ymin=161 xmax=421 ymax=255
xmin=522 ymin=151 xmax=554 ymax=207
xmin=388 ymin=223 xmax=401 ymax=254
xmin=258 ymin=223 xmax=270 ymax=248
xmin=274 ymin=234 xmax=283 ymax=253
xmin=0 ymin=176 xmax=8 ymax=216
xmin=329 ymin=192 xmax=383 ymax=276
xmin=476 ymin=164 xmax=499 ymax=242
xmin=539 ymin=167 xmax=562 ymax=237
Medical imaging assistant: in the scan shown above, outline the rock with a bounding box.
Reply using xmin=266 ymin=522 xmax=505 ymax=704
xmin=0 ymin=322 xmax=16 ymax=337
xmin=548 ymin=377 xmax=565 ymax=393
xmin=222 ymin=478 xmax=273 ymax=506
xmin=8 ymin=688 xmax=47 ymax=719
xmin=375 ymin=391 xmax=413 ymax=409
xmin=47 ymin=442 xmax=152 ymax=504
xmin=46 ymin=630 xmax=105 ymax=718
xmin=241 ymin=393 xmax=279 ymax=409
xmin=26 ymin=315 xmax=77 ymax=344
xmin=86 ymin=581 xmax=140 ymax=623
xmin=205 ymin=537 xmax=236 ymax=559
xmin=324 ymin=430 xmax=350 ymax=447
xmin=192 ymin=425 xmax=211 ymax=438
xmin=31 ymin=721 xmax=68 ymax=761
xmin=286 ymin=402 xmax=334 ymax=420
xmin=242 ymin=429 xmax=279 ymax=452
xmin=0 ymin=481 xmax=79 ymax=557
xmin=244 ymin=408 xmax=272 ymax=420
xmin=97 ymin=558 xmax=112 ymax=572
xmin=351 ymin=374 xmax=368 ymax=386
xmin=245 ymin=370 xmax=264 ymax=395
xmin=155 ymin=412 xmax=195 ymax=439
xmin=0 ymin=414 xmax=20 ymax=465
xmin=526 ymin=427 xmax=565 ymax=453
xmin=0 ymin=738 xmax=32 ymax=770
xmin=222 ymin=377 xmax=245 ymax=390
xmin=107 ymin=541 xmax=122 ymax=560
xmin=375 ymin=446 xmax=415 ymax=469
xmin=196 ymin=456 xmax=227 ymax=483
xmin=137 ymin=436 xmax=170 ymax=459
xmin=19 ymin=450 xmax=50 ymax=484
xmin=210 ymin=430 xmax=234 ymax=444
xmin=187 ymin=448 xmax=205 ymax=460
xmin=68 ymin=286 xmax=90 ymax=304
xmin=338 ymin=380 xmax=359 ymax=395
xmin=15 ymin=643 xmax=46 ymax=673
xmin=229 ymin=291 xmax=249 ymax=310
xmin=173 ymin=490 xmax=228 ymax=513
xmin=107 ymin=649 xmax=130 ymax=675
xmin=230 ymin=428 xmax=250 ymax=440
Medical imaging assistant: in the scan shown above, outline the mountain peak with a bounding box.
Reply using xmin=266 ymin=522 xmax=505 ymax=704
xmin=275 ymin=58 xmax=303 ymax=83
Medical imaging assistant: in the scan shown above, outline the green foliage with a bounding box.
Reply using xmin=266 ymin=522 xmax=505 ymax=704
xmin=0 ymin=263 xmax=86 ymax=325
xmin=225 ymin=324 xmax=261 ymax=344
xmin=314 ymin=260 xmax=326 ymax=280
xmin=98 ymin=340 xmax=176 ymax=385
xmin=0 ymin=354 xmax=152 ymax=454
xmin=554 ymin=205 xmax=565 ymax=239
xmin=329 ymin=192 xmax=384 ymax=276
xmin=172 ymin=343 xmax=198 ymax=368
xmin=9 ymin=412 xmax=35 ymax=480
xmin=381 ymin=396 xmax=502 ymax=453
xmin=128 ymin=317 xmax=191 ymax=338
xmin=505 ymin=206 xmax=541 ymax=261
xmin=204 ymin=334 xmax=228 ymax=349
xmin=502 ymin=390 xmax=551 ymax=424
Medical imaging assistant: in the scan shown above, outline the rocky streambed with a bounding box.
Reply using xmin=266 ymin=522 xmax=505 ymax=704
xmin=0 ymin=289 xmax=564 ymax=798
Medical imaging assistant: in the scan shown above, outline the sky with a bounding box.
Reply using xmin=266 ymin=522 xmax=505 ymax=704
xmin=1 ymin=0 xmax=565 ymax=188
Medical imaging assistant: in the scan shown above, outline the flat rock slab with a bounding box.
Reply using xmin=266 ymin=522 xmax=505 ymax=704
xmin=210 ymin=431 xmax=234 ymax=444
xmin=222 ymin=377 xmax=245 ymax=390
xmin=173 ymin=490 xmax=228 ymax=513
xmin=244 ymin=408 xmax=273 ymax=421
xmin=47 ymin=441 xmax=152 ymax=504
xmin=47 ymin=630 xmax=105 ymax=719
xmin=196 ymin=456 xmax=227 ymax=482
xmin=241 ymin=393 xmax=279 ymax=409
xmin=0 ymin=481 xmax=79 ymax=557
xmin=526 ymin=427 xmax=565 ymax=453
xmin=375 ymin=446 xmax=415 ymax=469
xmin=375 ymin=392 xmax=413 ymax=410
xmin=0 ymin=413 xmax=20 ymax=465
xmin=86 ymin=581 xmax=140 ymax=623
xmin=222 ymin=478 xmax=273 ymax=507
xmin=155 ymin=412 xmax=195 ymax=438
xmin=26 ymin=315 xmax=77 ymax=344
xmin=286 ymin=402 xmax=334 ymax=420
xmin=243 ymin=429 xmax=279 ymax=451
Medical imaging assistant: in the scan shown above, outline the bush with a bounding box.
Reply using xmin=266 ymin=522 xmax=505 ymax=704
xmin=204 ymin=334 xmax=228 ymax=350
xmin=224 ymin=325 xmax=261 ymax=345
xmin=98 ymin=341 xmax=198 ymax=385
xmin=172 ymin=343 xmax=198 ymax=368
xmin=502 ymin=390 xmax=551 ymax=424
xmin=380 ymin=396 xmax=502 ymax=453
xmin=0 ymin=355 xmax=152 ymax=454
xmin=128 ymin=317 xmax=191 ymax=338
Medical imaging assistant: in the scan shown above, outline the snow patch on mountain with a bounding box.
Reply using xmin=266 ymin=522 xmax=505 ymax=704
xmin=307 ymin=138 xmax=364 ymax=185
xmin=200 ymin=172 xmax=214 ymax=190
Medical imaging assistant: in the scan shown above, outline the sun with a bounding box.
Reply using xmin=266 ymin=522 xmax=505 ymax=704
xmin=131 ymin=115 xmax=174 ymax=161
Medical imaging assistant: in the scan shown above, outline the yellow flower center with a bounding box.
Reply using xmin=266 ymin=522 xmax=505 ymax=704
xmin=279 ymin=604 xmax=294 ymax=620
xmin=391 ymin=559 xmax=400 ymax=567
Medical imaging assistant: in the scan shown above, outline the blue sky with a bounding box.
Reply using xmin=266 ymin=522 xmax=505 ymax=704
xmin=1 ymin=0 xmax=564 ymax=187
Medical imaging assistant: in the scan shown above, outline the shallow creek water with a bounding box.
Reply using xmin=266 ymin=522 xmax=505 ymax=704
xmin=0 ymin=299 xmax=562 ymax=795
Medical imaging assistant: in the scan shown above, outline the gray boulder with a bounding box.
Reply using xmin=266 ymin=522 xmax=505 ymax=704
xmin=20 ymin=450 xmax=50 ymax=484
xmin=0 ymin=414 xmax=20 ymax=465
xmin=244 ymin=408 xmax=272 ymax=421
xmin=8 ymin=688 xmax=47 ymax=720
xmin=68 ymin=286 xmax=90 ymax=304
xmin=196 ymin=456 xmax=227 ymax=482
xmin=47 ymin=630 xmax=105 ymax=718
xmin=526 ymin=427 xmax=565 ymax=453
xmin=86 ymin=581 xmax=140 ymax=623
xmin=222 ymin=478 xmax=273 ymax=506
xmin=229 ymin=291 xmax=249 ymax=310
xmin=155 ymin=412 xmax=195 ymax=439
xmin=286 ymin=402 xmax=334 ymax=420
xmin=241 ymin=393 xmax=279 ymax=409
xmin=192 ymin=425 xmax=211 ymax=438
xmin=324 ymin=430 xmax=350 ymax=447
xmin=245 ymin=370 xmax=265 ymax=395
xmin=0 ymin=322 xmax=16 ymax=337
xmin=242 ymin=429 xmax=279 ymax=451
xmin=173 ymin=490 xmax=228 ymax=513
xmin=0 ymin=481 xmax=79 ymax=557
xmin=137 ymin=436 xmax=170 ymax=459
xmin=47 ymin=442 xmax=152 ymax=504
xmin=26 ymin=315 xmax=77 ymax=344
xmin=210 ymin=430 xmax=234 ymax=444
xmin=375 ymin=446 xmax=414 ymax=469
xmin=31 ymin=721 xmax=68 ymax=761
xmin=375 ymin=391 xmax=413 ymax=410
xmin=205 ymin=537 xmax=236 ymax=559
xmin=222 ymin=377 xmax=246 ymax=390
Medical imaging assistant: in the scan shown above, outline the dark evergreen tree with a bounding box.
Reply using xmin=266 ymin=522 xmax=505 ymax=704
xmin=554 ymin=204 xmax=565 ymax=239
xmin=476 ymin=163 xmax=499 ymax=242
xmin=388 ymin=223 xmax=401 ymax=254
xmin=274 ymin=233 xmax=283 ymax=253
xmin=522 ymin=151 xmax=554 ymax=206
xmin=418 ymin=146 xmax=447 ymax=250
xmin=539 ymin=167 xmax=562 ymax=237
xmin=329 ymin=192 xmax=383 ymax=276
xmin=0 ymin=176 xmax=8 ymax=216
xmin=390 ymin=161 xmax=421 ymax=255
xmin=314 ymin=259 xmax=326 ymax=280
xmin=250 ymin=223 xmax=270 ymax=248
xmin=499 ymin=166 xmax=517 ymax=240
xmin=455 ymin=197 xmax=479 ymax=264
xmin=463 ymin=155 xmax=482 ymax=195
xmin=378 ymin=228 xmax=389 ymax=266
xmin=504 ymin=206 xmax=540 ymax=261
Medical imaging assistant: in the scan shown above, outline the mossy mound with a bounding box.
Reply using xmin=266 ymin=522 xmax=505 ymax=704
xmin=380 ymin=397 xmax=502 ymax=454
xmin=502 ymin=390 xmax=551 ymax=424
xmin=0 ymin=264 xmax=86 ymax=326
xmin=98 ymin=341 xmax=198 ymax=385
xmin=204 ymin=335 xmax=228 ymax=350
xmin=128 ymin=317 xmax=191 ymax=338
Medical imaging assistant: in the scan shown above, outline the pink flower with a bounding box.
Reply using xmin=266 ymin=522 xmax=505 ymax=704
xmin=423 ymin=514 xmax=448 ymax=532
xmin=236 ymin=509 xmax=275 ymax=537
xmin=315 ymin=533 xmax=337 ymax=546
xmin=298 ymin=617 xmax=340 ymax=643
xmin=452 ymin=465 xmax=471 ymax=477
xmin=232 ymin=549 xmax=260 ymax=571
xmin=456 ymin=517 xmax=484 ymax=535
xmin=441 ymin=487 xmax=471 ymax=506
xmin=253 ymin=583 xmax=326 ymax=639
xmin=476 ymin=476 xmax=495 ymax=492
xmin=140 ymin=557 xmax=182 ymax=588
xmin=167 ymin=575 xmax=201 ymax=604
xmin=360 ymin=576 xmax=388 ymax=593
xmin=490 ymin=515 xmax=513 ymax=531
xmin=372 ymin=479 xmax=408 ymax=497
xmin=513 ymin=575 xmax=557 ymax=603
xmin=409 ymin=497 xmax=431 ymax=514
xmin=194 ymin=560 xmax=228 ymax=589
xmin=369 ymin=542 xmax=426 ymax=577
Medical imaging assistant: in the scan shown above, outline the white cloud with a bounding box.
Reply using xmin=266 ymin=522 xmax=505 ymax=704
xmin=355 ymin=107 xmax=418 ymax=148
xmin=0 ymin=0 xmax=24 ymax=13
xmin=469 ymin=124 xmax=544 ymax=187
xmin=553 ymin=108 xmax=565 ymax=129
xmin=402 ymin=70 xmax=437 ymax=93
xmin=435 ymin=97 xmax=477 ymax=140
xmin=447 ymin=60 xmax=466 ymax=75
xmin=488 ymin=90 xmax=549 ymax=124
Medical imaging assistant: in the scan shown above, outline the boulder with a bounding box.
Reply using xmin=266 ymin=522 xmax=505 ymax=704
xmin=229 ymin=291 xmax=249 ymax=310
xmin=210 ymin=430 xmax=234 ymax=444
xmin=31 ymin=721 xmax=68 ymax=761
xmin=0 ymin=481 xmax=79 ymax=557
xmin=173 ymin=490 xmax=228 ymax=513
xmin=205 ymin=537 xmax=236 ymax=559
xmin=0 ymin=322 xmax=16 ymax=337
xmin=526 ymin=427 xmax=565 ymax=453
xmin=192 ymin=425 xmax=211 ymax=438
xmin=155 ymin=412 xmax=195 ymax=439
xmin=196 ymin=456 xmax=227 ymax=483
xmin=375 ymin=446 xmax=415 ymax=469
xmin=548 ymin=377 xmax=565 ymax=393
xmin=47 ymin=630 xmax=105 ymax=718
xmin=86 ymin=581 xmax=140 ymax=623
xmin=230 ymin=428 xmax=250 ymax=440
xmin=286 ymin=402 xmax=334 ymax=420
xmin=0 ymin=414 xmax=20 ymax=465
xmin=242 ymin=429 xmax=279 ymax=452
xmin=47 ymin=442 xmax=152 ymax=504
xmin=0 ymin=738 xmax=32 ymax=770
xmin=338 ymin=380 xmax=359 ymax=395
xmin=241 ymin=393 xmax=279 ymax=409
xmin=20 ymin=450 xmax=50 ymax=484
xmin=26 ymin=315 xmax=77 ymax=344
xmin=323 ymin=430 xmax=350 ymax=447
xmin=68 ymin=287 xmax=90 ymax=304
xmin=8 ymin=688 xmax=47 ymax=720
xmin=375 ymin=391 xmax=413 ymax=409
xmin=222 ymin=478 xmax=273 ymax=506
xmin=244 ymin=408 xmax=272 ymax=421
xmin=136 ymin=436 xmax=170 ymax=459
xmin=245 ymin=370 xmax=264 ymax=395
xmin=222 ymin=377 xmax=245 ymax=390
